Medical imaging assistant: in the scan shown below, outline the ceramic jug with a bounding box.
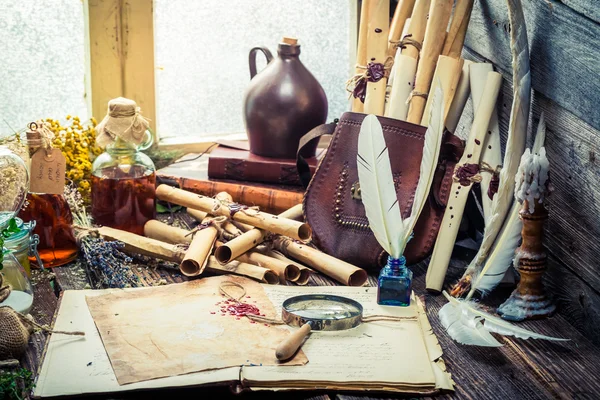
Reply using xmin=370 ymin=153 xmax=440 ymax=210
xmin=243 ymin=37 xmax=328 ymax=159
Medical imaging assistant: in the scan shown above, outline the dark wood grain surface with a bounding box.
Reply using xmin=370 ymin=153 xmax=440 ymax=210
xmin=19 ymin=211 xmax=600 ymax=399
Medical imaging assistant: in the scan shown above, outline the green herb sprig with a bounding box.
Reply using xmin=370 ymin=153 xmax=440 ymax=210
xmin=0 ymin=218 xmax=20 ymax=271
xmin=0 ymin=368 xmax=34 ymax=400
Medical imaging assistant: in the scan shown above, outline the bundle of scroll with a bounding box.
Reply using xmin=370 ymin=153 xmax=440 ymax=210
xmin=90 ymin=185 xmax=368 ymax=288
xmin=350 ymin=0 xmax=473 ymax=128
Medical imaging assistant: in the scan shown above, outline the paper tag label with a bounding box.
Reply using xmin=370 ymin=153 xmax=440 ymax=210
xmin=29 ymin=148 xmax=66 ymax=194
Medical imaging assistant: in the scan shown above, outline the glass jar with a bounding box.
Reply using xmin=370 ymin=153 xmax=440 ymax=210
xmin=91 ymin=133 xmax=156 ymax=235
xmin=0 ymin=146 xmax=29 ymax=230
xmin=18 ymin=124 xmax=78 ymax=268
xmin=0 ymin=252 xmax=34 ymax=314
xmin=3 ymin=218 xmax=42 ymax=276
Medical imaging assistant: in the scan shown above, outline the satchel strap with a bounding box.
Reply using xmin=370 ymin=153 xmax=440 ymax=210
xmin=296 ymin=120 xmax=338 ymax=188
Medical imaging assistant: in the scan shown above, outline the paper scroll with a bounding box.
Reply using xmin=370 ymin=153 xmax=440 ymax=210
xmin=441 ymin=0 xmax=474 ymax=58
xmin=273 ymin=236 xmax=367 ymax=287
xmin=187 ymin=208 xmax=208 ymax=222
xmin=205 ymin=256 xmax=278 ymax=285
xmin=425 ymin=71 xmax=502 ymax=292
xmin=387 ymin=0 xmax=416 ymax=58
xmin=96 ymin=226 xmax=186 ymax=263
xmin=420 ymin=56 xmax=464 ymax=127
xmin=144 ymin=220 xmax=191 ymax=245
xmin=352 ymin=0 xmax=371 ymax=113
xmin=238 ymin=251 xmax=300 ymax=283
xmin=265 ymin=250 xmax=312 ymax=285
xmin=155 ymin=185 xmax=311 ymax=242
xmin=470 ymin=63 xmax=502 ymax=222
xmin=406 ymin=0 xmax=453 ymax=124
xmin=214 ymin=204 xmax=305 ymax=265
xmin=363 ymin=0 xmax=390 ymax=115
xmin=445 ymin=60 xmax=473 ymax=133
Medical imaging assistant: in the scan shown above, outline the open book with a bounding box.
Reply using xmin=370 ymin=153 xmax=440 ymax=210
xmin=34 ymin=283 xmax=453 ymax=398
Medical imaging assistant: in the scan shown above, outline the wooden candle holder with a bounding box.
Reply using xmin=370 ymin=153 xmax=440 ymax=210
xmin=497 ymin=199 xmax=556 ymax=321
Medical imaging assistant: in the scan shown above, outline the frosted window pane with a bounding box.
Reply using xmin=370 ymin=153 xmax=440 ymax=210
xmin=155 ymin=0 xmax=351 ymax=138
xmin=0 ymin=1 xmax=88 ymax=131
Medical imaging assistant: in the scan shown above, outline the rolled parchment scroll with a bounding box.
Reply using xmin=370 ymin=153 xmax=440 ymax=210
xmin=445 ymin=60 xmax=473 ymax=133
xmin=97 ymin=226 xmax=186 ymax=263
xmin=155 ymin=185 xmax=311 ymax=242
xmin=214 ymin=204 xmax=304 ymax=265
xmin=205 ymin=256 xmax=279 ymax=285
xmin=144 ymin=220 xmax=191 ymax=245
xmin=420 ymin=56 xmax=464 ymax=127
xmin=238 ymin=251 xmax=300 ymax=283
xmin=352 ymin=0 xmax=371 ymax=113
xmin=265 ymin=250 xmax=313 ymax=285
xmin=441 ymin=0 xmax=474 ymax=58
xmin=363 ymin=0 xmax=390 ymax=115
xmin=406 ymin=0 xmax=453 ymax=124
xmin=387 ymin=0 xmax=416 ymax=58
xmin=273 ymin=236 xmax=368 ymax=287
xmin=470 ymin=63 xmax=502 ymax=223
xmin=385 ymin=0 xmax=430 ymax=120
xmin=425 ymin=71 xmax=503 ymax=292
xmin=180 ymin=216 xmax=225 ymax=277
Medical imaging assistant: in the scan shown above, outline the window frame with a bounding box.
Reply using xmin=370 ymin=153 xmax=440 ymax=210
xmin=86 ymin=0 xmax=358 ymax=152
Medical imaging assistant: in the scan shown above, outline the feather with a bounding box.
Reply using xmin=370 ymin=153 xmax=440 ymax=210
xmin=402 ymin=85 xmax=445 ymax=244
xmin=357 ymin=114 xmax=405 ymax=258
xmin=440 ymin=291 xmax=569 ymax=346
xmin=461 ymin=0 xmax=531 ymax=299
xmin=358 ymin=87 xmax=445 ymax=258
xmin=466 ymin=113 xmax=548 ymax=296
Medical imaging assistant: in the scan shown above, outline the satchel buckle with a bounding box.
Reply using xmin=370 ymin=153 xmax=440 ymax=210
xmin=351 ymin=182 xmax=361 ymax=200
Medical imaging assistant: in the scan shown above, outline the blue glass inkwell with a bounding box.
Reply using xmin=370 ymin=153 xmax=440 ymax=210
xmin=377 ymin=255 xmax=412 ymax=306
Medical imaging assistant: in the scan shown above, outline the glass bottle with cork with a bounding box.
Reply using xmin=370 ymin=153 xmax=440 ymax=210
xmin=91 ymin=97 xmax=156 ymax=235
xmin=19 ymin=122 xmax=77 ymax=268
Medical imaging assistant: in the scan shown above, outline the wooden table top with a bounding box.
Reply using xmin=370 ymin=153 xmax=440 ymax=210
xmin=21 ymin=213 xmax=600 ymax=400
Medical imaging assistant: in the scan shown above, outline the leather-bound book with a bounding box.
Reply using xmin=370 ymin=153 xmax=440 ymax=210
xmin=208 ymin=142 xmax=320 ymax=186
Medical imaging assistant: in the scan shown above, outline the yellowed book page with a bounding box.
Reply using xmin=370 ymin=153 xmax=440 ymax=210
xmin=34 ymin=288 xmax=239 ymax=398
xmin=241 ymin=286 xmax=448 ymax=389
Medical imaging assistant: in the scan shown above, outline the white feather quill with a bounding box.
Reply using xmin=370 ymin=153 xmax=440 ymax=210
xmin=467 ymin=113 xmax=547 ymax=296
xmin=439 ymin=291 xmax=568 ymax=347
xmin=357 ymin=86 xmax=445 ymax=259
xmin=459 ymin=0 xmax=531 ymax=299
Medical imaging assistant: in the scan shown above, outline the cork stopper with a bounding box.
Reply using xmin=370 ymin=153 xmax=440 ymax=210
xmin=282 ymin=37 xmax=298 ymax=45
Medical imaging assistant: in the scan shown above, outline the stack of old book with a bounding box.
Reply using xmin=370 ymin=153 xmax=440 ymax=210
xmin=157 ymin=141 xmax=321 ymax=214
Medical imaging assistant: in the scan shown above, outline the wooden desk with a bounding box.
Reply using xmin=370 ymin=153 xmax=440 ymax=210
xmin=21 ymin=214 xmax=600 ymax=399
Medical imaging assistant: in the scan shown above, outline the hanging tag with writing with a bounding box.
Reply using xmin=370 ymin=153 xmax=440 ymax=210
xmin=29 ymin=148 xmax=66 ymax=194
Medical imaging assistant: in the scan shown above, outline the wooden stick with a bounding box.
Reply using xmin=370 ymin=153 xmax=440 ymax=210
xmin=155 ymin=185 xmax=311 ymax=242
xmin=470 ymin=63 xmax=502 ymax=223
xmin=441 ymin=0 xmax=474 ymax=58
xmin=352 ymin=0 xmax=371 ymax=113
xmin=406 ymin=0 xmax=453 ymax=124
xmin=363 ymin=0 xmax=390 ymax=115
xmin=273 ymin=236 xmax=367 ymax=287
xmin=445 ymin=60 xmax=472 ymax=133
xmin=425 ymin=72 xmax=502 ymax=292
xmin=420 ymin=56 xmax=464 ymax=127
xmin=387 ymin=0 xmax=416 ymax=58
xmin=214 ymin=204 xmax=305 ymax=264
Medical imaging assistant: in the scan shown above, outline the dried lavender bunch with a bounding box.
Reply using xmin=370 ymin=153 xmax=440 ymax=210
xmin=80 ymin=235 xmax=141 ymax=289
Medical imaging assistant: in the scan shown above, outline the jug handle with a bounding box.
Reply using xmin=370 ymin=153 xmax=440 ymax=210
xmin=249 ymin=46 xmax=274 ymax=79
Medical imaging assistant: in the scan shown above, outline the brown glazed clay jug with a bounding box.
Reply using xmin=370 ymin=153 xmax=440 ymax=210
xmin=243 ymin=37 xmax=328 ymax=159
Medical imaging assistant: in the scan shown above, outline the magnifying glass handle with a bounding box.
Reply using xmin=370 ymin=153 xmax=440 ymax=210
xmin=275 ymin=322 xmax=312 ymax=361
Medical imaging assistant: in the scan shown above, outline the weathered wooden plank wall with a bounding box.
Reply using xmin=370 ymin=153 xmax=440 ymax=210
xmin=457 ymin=0 xmax=600 ymax=344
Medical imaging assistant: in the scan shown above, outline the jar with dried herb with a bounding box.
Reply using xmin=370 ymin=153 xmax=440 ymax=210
xmin=3 ymin=218 xmax=41 ymax=277
xmin=18 ymin=122 xmax=77 ymax=268
xmin=91 ymin=97 xmax=156 ymax=235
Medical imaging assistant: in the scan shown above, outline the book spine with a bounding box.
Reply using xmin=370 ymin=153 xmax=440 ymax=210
xmin=160 ymin=176 xmax=304 ymax=215
xmin=208 ymin=157 xmax=304 ymax=186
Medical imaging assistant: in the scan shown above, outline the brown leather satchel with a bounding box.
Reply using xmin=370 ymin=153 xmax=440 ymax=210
xmin=299 ymin=112 xmax=464 ymax=272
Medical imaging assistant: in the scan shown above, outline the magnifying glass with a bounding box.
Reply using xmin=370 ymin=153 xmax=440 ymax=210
xmin=275 ymin=294 xmax=363 ymax=361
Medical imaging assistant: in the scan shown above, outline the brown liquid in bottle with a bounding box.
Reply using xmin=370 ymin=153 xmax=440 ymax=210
xmin=18 ymin=194 xmax=78 ymax=268
xmin=91 ymin=165 xmax=156 ymax=236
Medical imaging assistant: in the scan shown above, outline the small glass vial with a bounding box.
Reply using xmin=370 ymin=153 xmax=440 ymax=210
xmin=91 ymin=135 xmax=156 ymax=235
xmin=3 ymin=218 xmax=42 ymax=277
xmin=377 ymin=256 xmax=412 ymax=306
xmin=0 ymin=252 xmax=34 ymax=314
